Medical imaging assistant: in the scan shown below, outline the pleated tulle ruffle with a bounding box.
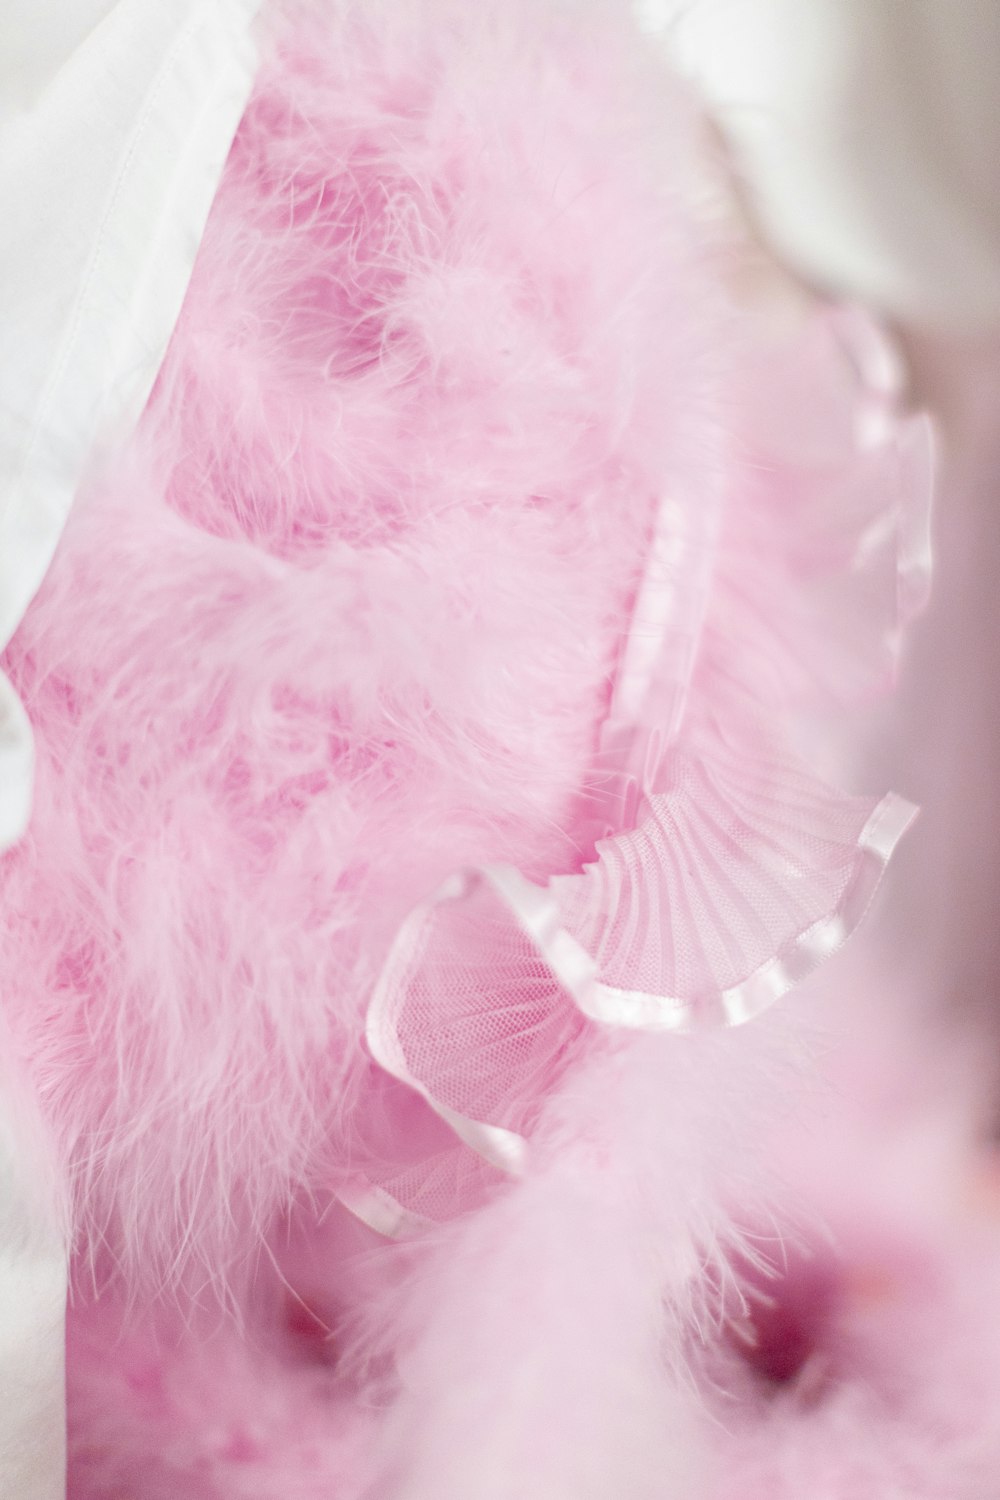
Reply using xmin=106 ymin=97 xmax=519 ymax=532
xmin=342 ymin=309 xmax=934 ymax=1232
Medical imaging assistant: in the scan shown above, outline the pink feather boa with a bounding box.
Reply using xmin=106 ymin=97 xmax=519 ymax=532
xmin=2 ymin=2 xmax=982 ymax=1496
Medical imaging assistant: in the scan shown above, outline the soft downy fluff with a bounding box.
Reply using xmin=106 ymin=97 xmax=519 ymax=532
xmin=0 ymin=1 xmax=964 ymax=1497
xmin=0 ymin=0 xmax=717 ymax=1293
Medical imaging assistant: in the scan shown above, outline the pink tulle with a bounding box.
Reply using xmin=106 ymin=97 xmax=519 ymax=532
xmin=358 ymin=306 xmax=928 ymax=1227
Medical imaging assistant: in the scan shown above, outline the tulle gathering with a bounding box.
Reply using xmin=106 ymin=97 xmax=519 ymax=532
xmin=356 ymin=306 xmax=931 ymax=1231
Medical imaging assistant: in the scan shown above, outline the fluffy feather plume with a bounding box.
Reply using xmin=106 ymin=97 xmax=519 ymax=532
xmin=0 ymin=0 xmax=717 ymax=1290
xmin=361 ymin=1007 xmax=825 ymax=1500
xmin=65 ymin=1003 xmax=822 ymax=1499
xmin=1 ymin=1 xmax=970 ymax=1496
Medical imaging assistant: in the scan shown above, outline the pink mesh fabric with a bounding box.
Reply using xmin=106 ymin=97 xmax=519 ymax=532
xmin=713 ymin=308 xmax=933 ymax=719
xmin=340 ymin=1066 xmax=509 ymax=1232
xmin=555 ymin=717 xmax=907 ymax=1009
xmin=368 ymin=870 xmax=589 ymax=1154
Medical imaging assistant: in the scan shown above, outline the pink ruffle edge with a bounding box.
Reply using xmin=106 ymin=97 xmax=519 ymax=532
xmin=343 ymin=306 xmax=934 ymax=1235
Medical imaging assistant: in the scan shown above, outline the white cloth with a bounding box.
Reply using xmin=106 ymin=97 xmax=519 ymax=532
xmin=0 ymin=0 xmax=264 ymax=844
xmin=0 ymin=1057 xmax=68 ymax=1500
xmin=0 ymin=2 xmax=263 ymax=1493
xmin=640 ymin=0 xmax=1000 ymax=332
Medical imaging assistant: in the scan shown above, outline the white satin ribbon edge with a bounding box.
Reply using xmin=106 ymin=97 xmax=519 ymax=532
xmin=577 ymin=790 xmax=917 ymax=1031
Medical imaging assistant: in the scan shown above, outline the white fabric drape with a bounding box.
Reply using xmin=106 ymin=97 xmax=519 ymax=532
xmin=0 ymin=3 xmax=262 ymax=1493
xmin=640 ymin=0 xmax=1000 ymax=332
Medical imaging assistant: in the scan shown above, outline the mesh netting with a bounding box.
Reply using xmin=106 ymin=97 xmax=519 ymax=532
xmin=370 ymin=870 xmax=587 ymax=1136
xmin=345 ymin=1063 xmax=509 ymax=1226
xmin=556 ymin=722 xmax=881 ymax=999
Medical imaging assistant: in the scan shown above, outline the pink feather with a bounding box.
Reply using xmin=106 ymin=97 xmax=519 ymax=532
xmin=0 ymin=1 xmax=963 ymax=1495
